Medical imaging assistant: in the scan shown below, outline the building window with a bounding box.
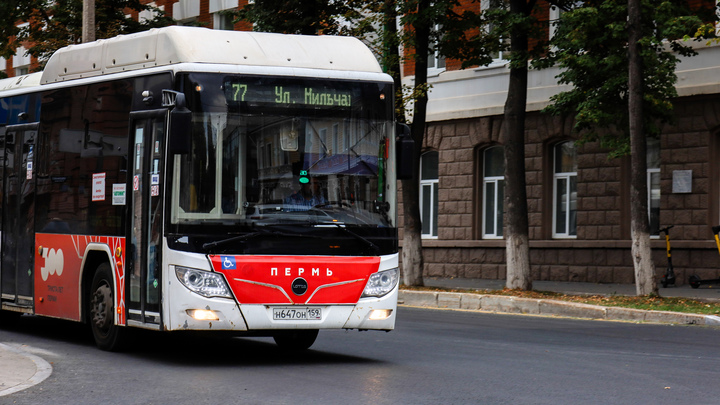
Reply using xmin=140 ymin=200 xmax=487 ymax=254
xmin=481 ymin=0 xmax=506 ymax=62
xmin=420 ymin=151 xmax=439 ymax=238
xmin=13 ymin=43 xmax=31 ymax=76
xmin=553 ymin=141 xmax=577 ymax=238
xmin=213 ymin=12 xmax=235 ymax=30
xmin=482 ymin=146 xmax=504 ymax=238
xmin=647 ymin=138 xmax=660 ymax=236
xmin=138 ymin=2 xmax=162 ymax=22
xmin=428 ymin=25 xmax=446 ymax=74
xmin=174 ymin=0 xmax=200 ymax=23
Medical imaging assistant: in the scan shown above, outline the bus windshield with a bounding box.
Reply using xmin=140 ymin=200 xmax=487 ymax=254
xmin=169 ymin=73 xmax=396 ymax=234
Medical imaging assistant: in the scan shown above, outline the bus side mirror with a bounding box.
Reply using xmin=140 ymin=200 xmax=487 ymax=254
xmin=396 ymin=123 xmax=414 ymax=180
xmin=168 ymin=93 xmax=192 ymax=155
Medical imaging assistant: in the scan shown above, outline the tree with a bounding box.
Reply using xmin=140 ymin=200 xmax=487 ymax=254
xmin=234 ymin=0 xmax=357 ymax=35
xmin=0 ymin=0 xmax=173 ymax=67
xmin=541 ymin=0 xmax=711 ymax=295
xmin=442 ymin=0 xmax=553 ymax=290
xmin=396 ymin=0 xmax=432 ymax=287
xmin=394 ymin=0 xmax=470 ymax=286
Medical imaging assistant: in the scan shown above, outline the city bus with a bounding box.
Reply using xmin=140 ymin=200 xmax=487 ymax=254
xmin=0 ymin=26 xmax=412 ymax=351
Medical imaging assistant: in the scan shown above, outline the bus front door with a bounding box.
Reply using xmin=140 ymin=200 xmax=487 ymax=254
xmin=127 ymin=112 xmax=165 ymax=327
xmin=1 ymin=124 xmax=37 ymax=309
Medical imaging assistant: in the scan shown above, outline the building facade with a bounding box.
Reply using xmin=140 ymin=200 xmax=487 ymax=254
xmin=404 ymin=1 xmax=720 ymax=286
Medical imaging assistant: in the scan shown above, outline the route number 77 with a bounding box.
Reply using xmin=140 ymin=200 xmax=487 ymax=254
xmin=232 ymin=83 xmax=247 ymax=102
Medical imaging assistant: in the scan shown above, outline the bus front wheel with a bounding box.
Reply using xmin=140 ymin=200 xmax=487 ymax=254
xmin=273 ymin=329 xmax=319 ymax=351
xmin=89 ymin=263 xmax=126 ymax=351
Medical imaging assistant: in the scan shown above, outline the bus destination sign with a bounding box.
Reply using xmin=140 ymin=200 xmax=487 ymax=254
xmin=224 ymin=78 xmax=355 ymax=108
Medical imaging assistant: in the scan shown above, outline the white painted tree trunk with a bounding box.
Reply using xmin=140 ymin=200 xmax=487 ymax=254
xmin=506 ymin=233 xmax=531 ymax=290
xmin=402 ymin=230 xmax=424 ymax=286
xmin=631 ymin=229 xmax=656 ymax=295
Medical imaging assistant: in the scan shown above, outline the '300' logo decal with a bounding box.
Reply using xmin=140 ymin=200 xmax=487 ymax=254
xmin=41 ymin=248 xmax=64 ymax=281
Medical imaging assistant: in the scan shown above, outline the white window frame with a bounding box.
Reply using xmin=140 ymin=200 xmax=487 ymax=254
xmin=552 ymin=142 xmax=577 ymax=238
xmin=420 ymin=151 xmax=439 ymax=239
xmin=213 ymin=12 xmax=235 ymax=30
xmin=428 ymin=24 xmax=446 ymax=76
xmin=482 ymin=146 xmax=504 ymax=239
xmin=647 ymin=138 xmax=661 ymax=237
xmin=481 ymin=0 xmax=506 ymax=64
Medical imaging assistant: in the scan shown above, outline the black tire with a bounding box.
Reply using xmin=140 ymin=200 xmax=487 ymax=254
xmin=273 ymin=329 xmax=319 ymax=351
xmin=661 ymin=278 xmax=668 ymax=288
xmin=89 ymin=263 xmax=127 ymax=351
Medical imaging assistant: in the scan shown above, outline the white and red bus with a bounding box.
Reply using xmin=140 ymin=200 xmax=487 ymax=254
xmin=0 ymin=26 xmax=412 ymax=351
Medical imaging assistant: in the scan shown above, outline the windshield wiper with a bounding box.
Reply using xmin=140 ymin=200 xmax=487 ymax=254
xmin=331 ymin=223 xmax=380 ymax=255
xmin=202 ymin=226 xmax=319 ymax=251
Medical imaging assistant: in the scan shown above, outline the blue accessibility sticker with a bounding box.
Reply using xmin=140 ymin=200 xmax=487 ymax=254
xmin=220 ymin=256 xmax=236 ymax=270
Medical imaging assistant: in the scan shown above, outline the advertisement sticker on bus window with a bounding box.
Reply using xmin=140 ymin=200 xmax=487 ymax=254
xmin=151 ymin=173 xmax=159 ymax=185
xmin=133 ymin=175 xmax=140 ymax=191
xmin=135 ymin=127 xmax=143 ymax=170
xmin=26 ymin=161 xmax=33 ymax=180
xmin=112 ymin=183 xmax=126 ymax=205
xmin=92 ymin=173 xmax=106 ymax=201
xmin=151 ymin=185 xmax=159 ymax=197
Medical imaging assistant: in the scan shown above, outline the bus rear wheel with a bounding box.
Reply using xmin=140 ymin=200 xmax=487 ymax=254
xmin=89 ymin=263 xmax=126 ymax=351
xmin=273 ymin=329 xmax=319 ymax=351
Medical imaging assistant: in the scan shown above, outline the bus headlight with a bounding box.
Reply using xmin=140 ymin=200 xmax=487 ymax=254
xmin=175 ymin=266 xmax=233 ymax=299
xmin=361 ymin=268 xmax=399 ymax=298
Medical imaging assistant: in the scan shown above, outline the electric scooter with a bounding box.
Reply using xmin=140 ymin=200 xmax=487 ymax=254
xmin=659 ymin=225 xmax=676 ymax=288
xmin=688 ymin=225 xmax=720 ymax=288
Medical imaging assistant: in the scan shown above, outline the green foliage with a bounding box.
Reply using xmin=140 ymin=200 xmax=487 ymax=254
xmin=0 ymin=0 xmax=174 ymax=67
xmin=440 ymin=0 xmax=552 ymax=70
xmin=234 ymin=0 xmax=357 ymax=35
xmin=538 ymin=0 xmax=713 ymax=156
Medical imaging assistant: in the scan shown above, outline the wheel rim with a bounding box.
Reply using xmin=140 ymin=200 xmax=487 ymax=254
xmin=91 ymin=282 xmax=113 ymax=336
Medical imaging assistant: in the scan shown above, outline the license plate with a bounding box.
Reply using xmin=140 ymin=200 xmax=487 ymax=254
xmin=272 ymin=307 xmax=322 ymax=320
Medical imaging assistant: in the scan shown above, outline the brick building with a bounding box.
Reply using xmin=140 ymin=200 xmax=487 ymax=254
xmin=404 ymin=1 xmax=720 ymax=286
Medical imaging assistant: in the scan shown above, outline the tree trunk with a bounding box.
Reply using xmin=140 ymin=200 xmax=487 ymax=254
xmin=503 ymin=0 xmax=532 ymax=290
xmin=383 ymin=0 xmax=405 ymax=122
xmin=401 ymin=0 xmax=431 ymax=287
xmin=82 ymin=0 xmax=95 ymax=43
xmin=628 ymin=0 xmax=657 ymax=295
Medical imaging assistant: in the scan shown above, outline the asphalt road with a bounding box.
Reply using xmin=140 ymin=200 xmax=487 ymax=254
xmin=1 ymin=307 xmax=720 ymax=405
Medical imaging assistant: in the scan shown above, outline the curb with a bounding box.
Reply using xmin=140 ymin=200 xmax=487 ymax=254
xmin=399 ymin=290 xmax=720 ymax=326
xmin=0 ymin=343 xmax=53 ymax=397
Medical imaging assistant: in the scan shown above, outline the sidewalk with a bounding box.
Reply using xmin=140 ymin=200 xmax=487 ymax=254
xmin=400 ymin=277 xmax=720 ymax=326
xmin=0 ymin=342 xmax=52 ymax=397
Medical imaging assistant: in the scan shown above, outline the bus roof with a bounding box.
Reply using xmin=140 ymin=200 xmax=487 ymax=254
xmin=41 ymin=26 xmax=383 ymax=84
xmin=0 ymin=72 xmax=42 ymax=92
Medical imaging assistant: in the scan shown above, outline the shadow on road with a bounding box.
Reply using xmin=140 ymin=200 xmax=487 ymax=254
xmin=0 ymin=314 xmax=383 ymax=367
